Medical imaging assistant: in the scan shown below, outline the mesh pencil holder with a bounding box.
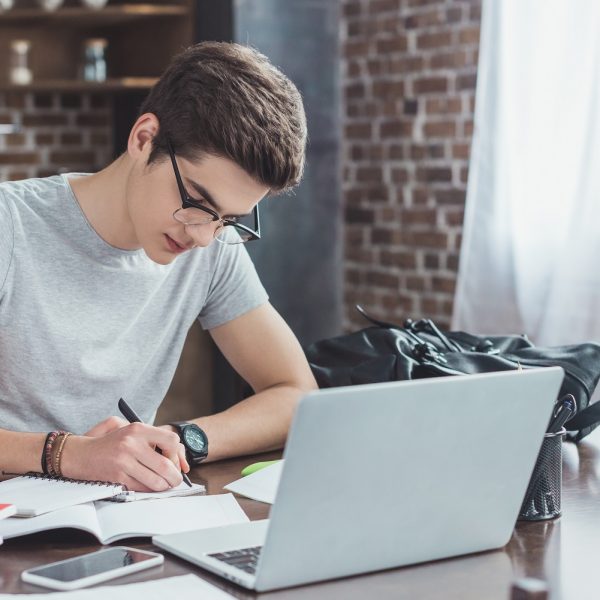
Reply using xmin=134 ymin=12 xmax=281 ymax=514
xmin=518 ymin=428 xmax=566 ymax=521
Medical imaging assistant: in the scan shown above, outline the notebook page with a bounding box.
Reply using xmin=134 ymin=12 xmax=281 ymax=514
xmin=0 ymin=502 xmax=101 ymax=541
xmin=95 ymin=493 xmax=249 ymax=543
xmin=112 ymin=481 xmax=205 ymax=502
xmin=0 ymin=475 xmax=123 ymax=517
xmin=224 ymin=460 xmax=283 ymax=504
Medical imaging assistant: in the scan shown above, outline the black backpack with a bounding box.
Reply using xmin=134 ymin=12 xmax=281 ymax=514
xmin=305 ymin=306 xmax=600 ymax=442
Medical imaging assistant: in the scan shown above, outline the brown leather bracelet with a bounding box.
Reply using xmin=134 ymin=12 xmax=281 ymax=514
xmin=52 ymin=432 xmax=72 ymax=478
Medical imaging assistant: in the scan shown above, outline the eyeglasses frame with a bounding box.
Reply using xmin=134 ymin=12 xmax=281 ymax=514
xmin=166 ymin=139 xmax=261 ymax=243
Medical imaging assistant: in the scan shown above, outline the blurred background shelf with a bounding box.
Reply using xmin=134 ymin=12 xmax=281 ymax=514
xmin=0 ymin=77 xmax=158 ymax=92
xmin=0 ymin=4 xmax=188 ymax=26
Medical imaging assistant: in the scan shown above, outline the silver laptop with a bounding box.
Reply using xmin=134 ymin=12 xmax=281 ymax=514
xmin=154 ymin=368 xmax=563 ymax=592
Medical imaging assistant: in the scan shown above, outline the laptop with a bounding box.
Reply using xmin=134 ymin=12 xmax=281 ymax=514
xmin=154 ymin=368 xmax=563 ymax=592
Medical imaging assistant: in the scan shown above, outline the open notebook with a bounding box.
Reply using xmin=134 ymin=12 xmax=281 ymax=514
xmin=0 ymin=473 xmax=204 ymax=517
xmin=0 ymin=494 xmax=247 ymax=544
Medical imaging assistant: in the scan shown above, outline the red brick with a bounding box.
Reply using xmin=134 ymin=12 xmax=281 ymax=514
xmin=390 ymin=56 xmax=425 ymax=74
xmin=459 ymin=27 xmax=480 ymax=45
xmin=370 ymin=0 xmax=399 ymax=13
xmin=426 ymin=97 xmax=462 ymax=114
xmin=423 ymin=121 xmax=456 ymax=137
xmin=371 ymin=228 xmax=402 ymax=244
xmin=430 ymin=51 xmax=469 ymax=69
xmin=345 ymin=123 xmax=372 ymax=139
xmin=0 ymin=152 xmax=39 ymax=165
xmin=424 ymin=253 xmax=440 ymax=269
xmin=404 ymin=231 xmax=448 ymax=248
xmin=401 ymin=208 xmax=437 ymax=225
xmin=344 ymin=41 xmax=370 ymax=58
xmin=406 ymin=276 xmax=427 ymax=291
xmin=5 ymin=133 xmax=26 ymax=147
xmin=60 ymin=132 xmax=83 ymax=145
xmin=456 ymin=73 xmax=477 ymax=90
xmin=343 ymin=1 xmax=361 ymax=17
xmin=345 ymin=82 xmax=366 ymax=100
xmin=356 ymin=166 xmax=383 ymax=182
xmin=414 ymin=77 xmax=448 ymax=94
xmin=376 ymin=37 xmax=408 ymax=54
xmin=23 ymin=114 xmax=68 ymax=127
xmin=417 ymin=167 xmax=452 ymax=183
xmin=381 ymin=250 xmax=417 ymax=269
xmin=445 ymin=209 xmax=465 ymax=226
xmin=391 ymin=167 xmax=409 ymax=183
xmin=346 ymin=207 xmax=375 ymax=224
xmin=404 ymin=9 xmax=443 ymax=29
xmin=417 ymin=31 xmax=452 ymax=50
xmin=35 ymin=132 xmax=54 ymax=145
xmin=452 ymin=143 xmax=470 ymax=159
xmin=4 ymin=93 xmax=25 ymax=109
xmin=367 ymin=271 xmax=400 ymax=288
xmin=434 ymin=189 xmax=466 ymax=205
xmin=366 ymin=185 xmax=390 ymax=202
xmin=380 ymin=120 xmax=413 ymax=138
xmin=372 ymin=79 xmax=404 ymax=99
xmin=432 ymin=276 xmax=456 ymax=294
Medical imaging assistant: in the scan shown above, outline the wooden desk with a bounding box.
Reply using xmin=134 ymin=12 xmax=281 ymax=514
xmin=2 ymin=430 xmax=600 ymax=599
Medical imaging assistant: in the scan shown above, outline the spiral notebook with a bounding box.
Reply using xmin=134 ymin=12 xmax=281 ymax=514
xmin=0 ymin=473 xmax=204 ymax=517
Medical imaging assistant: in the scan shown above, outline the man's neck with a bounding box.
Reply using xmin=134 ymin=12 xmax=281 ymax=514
xmin=68 ymin=154 xmax=140 ymax=251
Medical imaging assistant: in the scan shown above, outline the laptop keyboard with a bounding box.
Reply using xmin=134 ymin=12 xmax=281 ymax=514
xmin=208 ymin=546 xmax=262 ymax=574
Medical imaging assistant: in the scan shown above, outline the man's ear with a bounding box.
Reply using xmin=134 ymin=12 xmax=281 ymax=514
xmin=127 ymin=113 xmax=160 ymax=159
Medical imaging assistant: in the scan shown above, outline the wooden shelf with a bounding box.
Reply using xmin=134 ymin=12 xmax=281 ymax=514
xmin=0 ymin=77 xmax=158 ymax=92
xmin=0 ymin=4 xmax=188 ymax=26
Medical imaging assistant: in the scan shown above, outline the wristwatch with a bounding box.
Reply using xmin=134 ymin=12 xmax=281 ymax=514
xmin=169 ymin=422 xmax=208 ymax=466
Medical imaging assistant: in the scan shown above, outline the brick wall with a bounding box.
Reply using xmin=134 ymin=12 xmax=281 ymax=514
xmin=0 ymin=92 xmax=112 ymax=181
xmin=341 ymin=0 xmax=482 ymax=330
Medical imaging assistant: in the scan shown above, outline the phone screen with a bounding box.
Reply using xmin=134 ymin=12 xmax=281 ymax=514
xmin=27 ymin=548 xmax=156 ymax=583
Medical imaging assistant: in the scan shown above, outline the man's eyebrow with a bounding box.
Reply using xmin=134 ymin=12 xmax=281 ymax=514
xmin=185 ymin=178 xmax=250 ymax=219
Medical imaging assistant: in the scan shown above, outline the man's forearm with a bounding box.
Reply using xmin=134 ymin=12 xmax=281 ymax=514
xmin=190 ymin=384 xmax=310 ymax=462
xmin=0 ymin=429 xmax=46 ymax=476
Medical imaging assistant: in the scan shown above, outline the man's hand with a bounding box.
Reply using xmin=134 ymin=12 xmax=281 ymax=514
xmin=84 ymin=416 xmax=128 ymax=437
xmin=61 ymin=422 xmax=190 ymax=492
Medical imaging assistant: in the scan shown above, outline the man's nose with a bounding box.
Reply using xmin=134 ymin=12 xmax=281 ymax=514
xmin=185 ymin=224 xmax=216 ymax=248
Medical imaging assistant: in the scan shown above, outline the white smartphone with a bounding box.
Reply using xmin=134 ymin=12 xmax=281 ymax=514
xmin=21 ymin=546 xmax=164 ymax=591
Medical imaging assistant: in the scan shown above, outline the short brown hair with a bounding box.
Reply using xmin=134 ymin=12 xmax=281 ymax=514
xmin=139 ymin=42 xmax=307 ymax=192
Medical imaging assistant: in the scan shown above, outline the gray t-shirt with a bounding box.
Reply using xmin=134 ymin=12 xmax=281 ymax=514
xmin=0 ymin=175 xmax=268 ymax=433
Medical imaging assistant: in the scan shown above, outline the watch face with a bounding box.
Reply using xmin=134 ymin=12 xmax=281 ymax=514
xmin=183 ymin=427 xmax=207 ymax=454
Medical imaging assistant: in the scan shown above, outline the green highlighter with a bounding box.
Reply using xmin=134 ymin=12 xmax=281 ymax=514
xmin=241 ymin=460 xmax=281 ymax=477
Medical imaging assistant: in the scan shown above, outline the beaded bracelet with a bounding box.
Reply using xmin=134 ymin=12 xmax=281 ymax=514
xmin=42 ymin=431 xmax=62 ymax=475
xmin=52 ymin=432 xmax=72 ymax=478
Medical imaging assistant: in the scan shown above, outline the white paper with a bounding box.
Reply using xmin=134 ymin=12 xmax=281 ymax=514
xmin=96 ymin=494 xmax=248 ymax=543
xmin=0 ymin=494 xmax=248 ymax=544
xmin=113 ymin=481 xmax=205 ymax=502
xmin=0 ymin=475 xmax=123 ymax=516
xmin=0 ymin=574 xmax=235 ymax=599
xmin=224 ymin=461 xmax=283 ymax=504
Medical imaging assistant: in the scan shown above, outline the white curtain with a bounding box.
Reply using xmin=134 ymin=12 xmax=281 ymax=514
xmin=452 ymin=0 xmax=600 ymax=345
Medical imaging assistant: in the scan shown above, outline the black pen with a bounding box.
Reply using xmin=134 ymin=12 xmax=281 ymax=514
xmin=118 ymin=397 xmax=192 ymax=487
xmin=547 ymin=394 xmax=576 ymax=434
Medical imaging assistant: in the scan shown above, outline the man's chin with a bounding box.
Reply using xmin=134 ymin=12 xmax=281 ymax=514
xmin=142 ymin=246 xmax=177 ymax=266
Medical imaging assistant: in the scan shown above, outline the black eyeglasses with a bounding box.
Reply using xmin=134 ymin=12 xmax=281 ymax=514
xmin=167 ymin=139 xmax=261 ymax=245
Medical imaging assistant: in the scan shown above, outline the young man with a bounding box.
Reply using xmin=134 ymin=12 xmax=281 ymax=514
xmin=0 ymin=42 xmax=317 ymax=491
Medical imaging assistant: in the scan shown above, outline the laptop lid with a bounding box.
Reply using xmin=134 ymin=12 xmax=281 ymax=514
xmin=254 ymin=368 xmax=563 ymax=591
